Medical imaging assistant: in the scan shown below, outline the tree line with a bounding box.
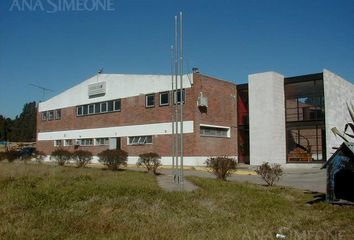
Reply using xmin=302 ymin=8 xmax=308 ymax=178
xmin=0 ymin=102 xmax=37 ymax=142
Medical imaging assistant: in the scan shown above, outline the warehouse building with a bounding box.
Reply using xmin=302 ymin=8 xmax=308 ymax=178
xmin=37 ymin=69 xmax=353 ymax=166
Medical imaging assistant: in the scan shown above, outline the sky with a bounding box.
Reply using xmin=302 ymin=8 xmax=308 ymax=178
xmin=0 ymin=0 xmax=354 ymax=118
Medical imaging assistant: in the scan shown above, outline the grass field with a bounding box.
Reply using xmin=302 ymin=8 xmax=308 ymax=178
xmin=0 ymin=162 xmax=353 ymax=240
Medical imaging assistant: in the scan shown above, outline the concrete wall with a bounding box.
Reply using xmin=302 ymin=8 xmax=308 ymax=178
xmin=323 ymin=69 xmax=354 ymax=159
xmin=248 ymin=72 xmax=286 ymax=165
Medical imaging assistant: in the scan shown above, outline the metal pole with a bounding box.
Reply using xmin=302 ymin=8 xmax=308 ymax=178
xmin=179 ymin=12 xmax=184 ymax=184
xmin=170 ymin=45 xmax=175 ymax=178
xmin=174 ymin=15 xmax=179 ymax=183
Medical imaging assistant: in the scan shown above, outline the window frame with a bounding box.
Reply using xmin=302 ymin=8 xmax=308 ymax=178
xmin=41 ymin=111 xmax=47 ymax=121
xmin=200 ymin=124 xmax=230 ymax=138
xmin=159 ymin=92 xmax=169 ymax=106
xmin=128 ymin=135 xmax=153 ymax=145
xmin=145 ymin=94 xmax=155 ymax=108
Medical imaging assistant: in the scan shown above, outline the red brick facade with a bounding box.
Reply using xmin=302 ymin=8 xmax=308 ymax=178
xmin=37 ymin=73 xmax=238 ymax=161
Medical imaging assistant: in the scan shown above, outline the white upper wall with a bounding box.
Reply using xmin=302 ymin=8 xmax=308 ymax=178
xmin=39 ymin=73 xmax=193 ymax=111
xmin=248 ymin=71 xmax=287 ymax=165
xmin=323 ymin=69 xmax=354 ymax=159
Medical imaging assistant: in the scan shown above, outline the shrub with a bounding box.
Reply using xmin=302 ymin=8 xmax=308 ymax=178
xmin=73 ymin=150 xmax=93 ymax=168
xmin=6 ymin=150 xmax=21 ymax=163
xmin=255 ymin=162 xmax=283 ymax=186
xmin=205 ymin=156 xmax=237 ymax=181
xmin=98 ymin=149 xmax=128 ymax=171
xmin=137 ymin=152 xmax=162 ymax=175
xmin=34 ymin=150 xmax=46 ymax=163
xmin=51 ymin=148 xmax=72 ymax=166
xmin=0 ymin=152 xmax=7 ymax=161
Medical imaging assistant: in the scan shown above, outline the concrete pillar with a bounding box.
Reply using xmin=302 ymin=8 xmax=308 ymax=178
xmin=248 ymin=72 xmax=286 ymax=165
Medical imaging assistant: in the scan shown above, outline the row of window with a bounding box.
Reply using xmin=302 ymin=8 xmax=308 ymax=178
xmin=77 ymin=99 xmax=121 ymax=116
xmin=54 ymin=135 xmax=153 ymax=147
xmin=54 ymin=138 xmax=110 ymax=147
xmin=42 ymin=109 xmax=61 ymax=121
xmin=145 ymin=89 xmax=185 ymax=108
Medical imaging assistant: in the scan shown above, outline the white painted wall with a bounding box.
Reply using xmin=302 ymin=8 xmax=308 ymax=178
xmin=39 ymin=73 xmax=193 ymax=111
xmin=248 ymin=72 xmax=287 ymax=165
xmin=323 ymin=69 xmax=354 ymax=159
xmin=38 ymin=121 xmax=194 ymax=140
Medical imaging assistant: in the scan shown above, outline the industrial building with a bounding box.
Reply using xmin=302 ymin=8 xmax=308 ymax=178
xmin=37 ymin=69 xmax=354 ymax=166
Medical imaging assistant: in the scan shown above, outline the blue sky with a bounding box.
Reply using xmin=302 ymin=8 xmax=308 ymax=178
xmin=1 ymin=0 xmax=354 ymax=118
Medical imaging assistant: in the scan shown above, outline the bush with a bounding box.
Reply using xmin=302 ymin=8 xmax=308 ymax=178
xmin=0 ymin=152 xmax=6 ymax=161
xmin=205 ymin=156 xmax=237 ymax=181
xmin=137 ymin=152 xmax=162 ymax=175
xmin=255 ymin=162 xmax=283 ymax=186
xmin=73 ymin=150 xmax=93 ymax=168
xmin=34 ymin=150 xmax=46 ymax=163
xmin=51 ymin=148 xmax=72 ymax=166
xmin=98 ymin=149 xmax=128 ymax=171
xmin=6 ymin=150 xmax=21 ymax=163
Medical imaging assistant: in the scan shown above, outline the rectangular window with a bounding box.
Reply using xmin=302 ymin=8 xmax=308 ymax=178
xmin=95 ymin=138 xmax=109 ymax=145
xmin=159 ymin=92 xmax=169 ymax=106
xmin=77 ymin=106 xmax=83 ymax=116
xmin=48 ymin=111 xmax=54 ymax=121
xmin=82 ymin=105 xmax=88 ymax=115
xmin=54 ymin=140 xmax=62 ymax=147
xmin=101 ymin=102 xmax=107 ymax=112
xmin=114 ymin=99 xmax=121 ymax=111
xmin=55 ymin=109 xmax=61 ymax=120
xmin=174 ymin=89 xmax=185 ymax=104
xmin=88 ymin=104 xmax=94 ymax=114
xmin=64 ymin=139 xmax=73 ymax=146
xmin=108 ymin=101 xmax=114 ymax=112
xmin=128 ymin=135 xmax=153 ymax=145
xmin=200 ymin=125 xmax=229 ymax=138
xmin=145 ymin=94 xmax=155 ymax=108
xmin=79 ymin=139 xmax=93 ymax=146
xmin=94 ymin=103 xmax=100 ymax=114
xmin=41 ymin=112 xmax=47 ymax=121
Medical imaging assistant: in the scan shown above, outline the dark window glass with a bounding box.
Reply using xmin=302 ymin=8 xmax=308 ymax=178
xmin=200 ymin=126 xmax=229 ymax=137
xmin=101 ymin=102 xmax=107 ymax=112
xmin=174 ymin=89 xmax=185 ymax=104
xmin=145 ymin=94 xmax=155 ymax=107
xmin=94 ymin=103 xmax=100 ymax=113
xmin=108 ymin=101 xmax=114 ymax=112
xmin=77 ymin=106 xmax=83 ymax=116
xmin=48 ymin=111 xmax=54 ymax=121
xmin=83 ymin=105 xmax=88 ymax=115
xmin=160 ymin=92 xmax=169 ymax=106
xmin=41 ymin=112 xmax=47 ymax=121
xmin=88 ymin=104 xmax=94 ymax=114
xmin=114 ymin=100 xmax=121 ymax=111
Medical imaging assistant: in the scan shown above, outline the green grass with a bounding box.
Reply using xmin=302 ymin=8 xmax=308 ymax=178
xmin=0 ymin=162 xmax=353 ymax=240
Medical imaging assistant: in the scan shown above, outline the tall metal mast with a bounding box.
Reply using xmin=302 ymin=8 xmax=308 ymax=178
xmin=174 ymin=15 xmax=179 ymax=183
xmin=179 ymin=11 xmax=184 ymax=184
xmin=170 ymin=45 xmax=175 ymax=181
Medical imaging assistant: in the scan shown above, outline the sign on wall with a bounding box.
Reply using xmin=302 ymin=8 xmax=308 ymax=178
xmin=88 ymin=82 xmax=106 ymax=98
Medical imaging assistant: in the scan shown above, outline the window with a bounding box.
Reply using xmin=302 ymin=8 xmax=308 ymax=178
xmin=88 ymin=104 xmax=94 ymax=114
xmin=41 ymin=112 xmax=47 ymax=121
xmin=77 ymin=106 xmax=83 ymax=116
xmin=64 ymin=139 xmax=73 ymax=146
xmin=145 ymin=94 xmax=155 ymax=108
xmin=108 ymin=101 xmax=114 ymax=112
xmin=55 ymin=109 xmax=61 ymax=120
xmin=79 ymin=139 xmax=93 ymax=146
xmin=54 ymin=140 xmax=62 ymax=147
xmin=128 ymin=136 xmax=153 ymax=145
xmin=48 ymin=111 xmax=54 ymax=121
xmin=76 ymin=99 xmax=121 ymax=116
xmin=114 ymin=100 xmax=121 ymax=111
xmin=94 ymin=103 xmax=100 ymax=114
xmin=83 ymin=105 xmax=88 ymax=115
xmin=160 ymin=92 xmax=169 ymax=106
xmin=174 ymin=89 xmax=185 ymax=104
xmin=95 ymin=138 xmax=109 ymax=145
xmin=200 ymin=125 xmax=229 ymax=137
xmin=101 ymin=102 xmax=107 ymax=112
